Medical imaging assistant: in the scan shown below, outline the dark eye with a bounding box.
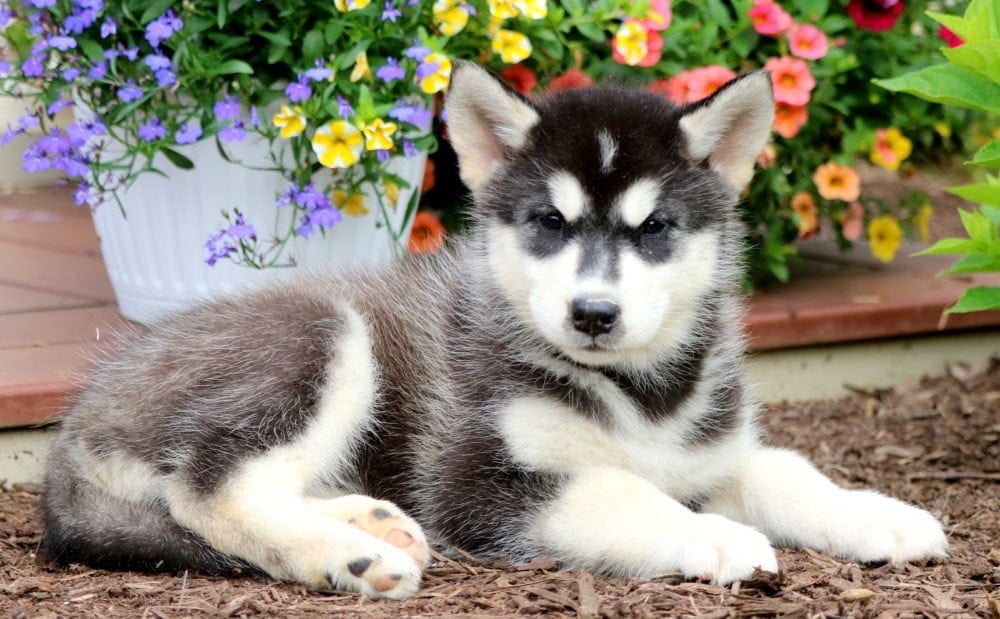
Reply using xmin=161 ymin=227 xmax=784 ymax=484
xmin=641 ymin=217 xmax=668 ymax=236
xmin=538 ymin=212 xmax=565 ymax=231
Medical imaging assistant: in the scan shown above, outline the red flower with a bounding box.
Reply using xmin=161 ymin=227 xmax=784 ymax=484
xmin=547 ymin=69 xmax=593 ymax=93
xmin=846 ymin=0 xmax=904 ymax=32
xmin=501 ymin=64 xmax=538 ymax=95
xmin=408 ymin=211 xmax=447 ymax=254
xmin=938 ymin=25 xmax=963 ymax=47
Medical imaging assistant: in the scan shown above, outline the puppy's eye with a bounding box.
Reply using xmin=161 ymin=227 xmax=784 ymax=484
xmin=641 ymin=217 xmax=668 ymax=236
xmin=537 ymin=212 xmax=565 ymax=231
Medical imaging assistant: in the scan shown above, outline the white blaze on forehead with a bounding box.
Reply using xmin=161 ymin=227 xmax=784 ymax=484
xmin=616 ymin=178 xmax=662 ymax=228
xmin=547 ymin=170 xmax=589 ymax=222
xmin=597 ymin=130 xmax=618 ymax=174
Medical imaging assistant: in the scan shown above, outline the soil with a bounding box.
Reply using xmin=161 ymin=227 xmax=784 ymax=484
xmin=2 ymin=360 xmax=998 ymax=618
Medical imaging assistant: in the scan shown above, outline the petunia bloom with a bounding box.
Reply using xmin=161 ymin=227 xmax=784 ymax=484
xmin=612 ymin=20 xmax=661 ymax=67
xmin=312 ymin=120 xmax=364 ymax=168
xmin=334 ymin=0 xmax=372 ymax=10
xmin=813 ymin=161 xmax=860 ymax=202
xmin=501 ymin=64 xmax=538 ymax=94
xmin=272 ymin=105 xmax=306 ymax=139
xmin=515 ymin=0 xmax=547 ymax=19
xmin=433 ymin=0 xmax=470 ymax=36
xmin=350 ymin=52 xmax=371 ymax=82
xmin=748 ymin=0 xmax=792 ymax=36
xmin=488 ymin=0 xmax=519 ymax=20
xmin=772 ymin=102 xmax=808 ymax=138
xmin=547 ymin=69 xmax=593 ymax=93
xmin=790 ymin=191 xmax=819 ymax=238
xmin=408 ymin=211 xmax=447 ymax=254
xmin=332 ymin=189 xmax=369 ymax=216
xmin=846 ymin=0 xmax=904 ymax=32
xmin=869 ymin=127 xmax=912 ymax=171
xmin=841 ymin=201 xmax=864 ymax=241
xmin=641 ymin=0 xmax=672 ymax=31
xmin=938 ymin=25 xmax=963 ymax=48
xmin=362 ymin=118 xmax=398 ymax=151
xmin=787 ymin=24 xmax=829 ymax=60
xmin=867 ymin=215 xmax=903 ymax=262
xmin=652 ymin=65 xmax=735 ymax=105
xmin=764 ymin=56 xmax=815 ymax=106
xmin=492 ymin=29 xmax=532 ymax=64
xmin=418 ymin=52 xmax=452 ymax=93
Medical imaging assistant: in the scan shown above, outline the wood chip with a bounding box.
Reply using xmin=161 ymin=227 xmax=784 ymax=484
xmin=839 ymin=588 xmax=877 ymax=602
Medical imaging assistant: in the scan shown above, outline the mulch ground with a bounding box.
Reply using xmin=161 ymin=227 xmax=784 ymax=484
xmin=2 ymin=360 xmax=998 ymax=618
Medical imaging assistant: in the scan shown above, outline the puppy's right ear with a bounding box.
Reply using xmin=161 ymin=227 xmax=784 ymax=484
xmin=445 ymin=61 xmax=540 ymax=192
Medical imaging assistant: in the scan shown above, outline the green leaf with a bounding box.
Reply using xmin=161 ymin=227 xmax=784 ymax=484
xmin=959 ymin=208 xmax=996 ymax=241
xmin=914 ymin=237 xmax=981 ymax=255
xmin=257 ymin=30 xmax=292 ymax=46
xmin=78 ymin=39 xmax=104 ymax=64
xmin=575 ymin=22 xmax=605 ymax=42
xmin=927 ymin=0 xmax=998 ymax=43
xmin=204 ymin=60 xmax=254 ymax=76
xmin=947 ymin=286 xmax=1000 ymax=314
xmin=948 ymin=183 xmax=1000 ymax=207
xmin=561 ymin=0 xmax=585 ymax=17
xmin=943 ymin=253 xmax=1000 ymax=274
xmin=302 ymin=29 xmax=326 ymax=63
xmin=942 ymin=40 xmax=1000 ymax=83
xmin=968 ymin=140 xmax=1000 ymax=169
xmin=139 ymin=0 xmax=177 ymax=24
xmin=873 ymin=64 xmax=1000 ymax=115
xmin=160 ymin=147 xmax=195 ymax=170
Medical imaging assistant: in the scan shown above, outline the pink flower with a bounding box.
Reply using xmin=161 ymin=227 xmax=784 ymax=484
xmin=764 ymin=56 xmax=816 ymax=106
xmin=846 ymin=0 xmax=904 ymax=32
xmin=749 ymin=0 xmax=793 ymax=36
xmin=652 ymin=65 xmax=736 ymax=105
xmin=641 ymin=0 xmax=672 ymax=31
xmin=788 ymin=24 xmax=829 ymax=60
xmin=842 ymin=201 xmax=864 ymax=241
xmin=938 ymin=25 xmax=963 ymax=48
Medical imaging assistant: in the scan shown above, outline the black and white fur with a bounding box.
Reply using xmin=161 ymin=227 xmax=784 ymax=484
xmin=41 ymin=63 xmax=947 ymax=599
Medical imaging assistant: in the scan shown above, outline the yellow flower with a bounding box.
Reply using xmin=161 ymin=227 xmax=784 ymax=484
xmin=311 ymin=120 xmax=364 ymax=169
xmin=350 ymin=51 xmax=371 ymax=82
xmin=514 ymin=0 xmax=547 ymax=19
xmin=419 ymin=52 xmax=452 ymax=94
xmin=488 ymin=0 xmax=519 ymax=20
xmin=433 ymin=0 xmax=470 ymax=36
xmin=914 ymin=203 xmax=933 ymax=243
xmin=272 ymin=105 xmax=306 ymax=139
xmin=333 ymin=189 xmax=369 ymax=216
xmin=867 ymin=215 xmax=903 ymax=263
xmin=612 ymin=21 xmax=648 ymax=66
xmin=812 ymin=161 xmax=860 ymax=202
xmin=933 ymin=122 xmax=952 ymax=139
xmin=334 ymin=0 xmax=371 ymax=10
xmin=491 ymin=29 xmax=532 ymax=64
xmin=384 ymin=180 xmax=400 ymax=208
xmin=869 ymin=127 xmax=912 ymax=171
xmin=362 ymin=118 xmax=398 ymax=151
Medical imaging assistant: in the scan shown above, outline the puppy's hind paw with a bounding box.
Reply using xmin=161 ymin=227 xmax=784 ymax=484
xmin=309 ymin=495 xmax=431 ymax=568
xmin=326 ymin=545 xmax=423 ymax=600
xmin=829 ymin=490 xmax=948 ymax=565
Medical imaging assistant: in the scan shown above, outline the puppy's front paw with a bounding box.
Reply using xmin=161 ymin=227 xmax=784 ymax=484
xmin=826 ymin=490 xmax=948 ymax=565
xmin=327 ymin=544 xmax=424 ymax=600
xmin=674 ymin=514 xmax=778 ymax=585
xmin=309 ymin=495 xmax=431 ymax=567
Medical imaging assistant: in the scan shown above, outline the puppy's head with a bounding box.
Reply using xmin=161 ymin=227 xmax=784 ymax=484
xmin=446 ymin=63 xmax=773 ymax=367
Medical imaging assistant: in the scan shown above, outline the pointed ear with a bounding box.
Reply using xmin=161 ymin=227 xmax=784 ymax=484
xmin=445 ymin=61 xmax=540 ymax=192
xmin=679 ymin=71 xmax=774 ymax=191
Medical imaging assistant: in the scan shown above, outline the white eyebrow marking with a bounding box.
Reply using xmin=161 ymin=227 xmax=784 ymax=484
xmin=616 ymin=178 xmax=662 ymax=228
xmin=547 ymin=170 xmax=589 ymax=222
xmin=597 ymin=130 xmax=617 ymax=174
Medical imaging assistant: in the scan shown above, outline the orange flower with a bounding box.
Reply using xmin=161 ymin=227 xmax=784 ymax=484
xmin=756 ymin=143 xmax=777 ymax=168
xmin=408 ymin=211 xmax=446 ymax=254
xmin=548 ymin=68 xmax=593 ymax=93
xmin=841 ymin=201 xmax=864 ymax=241
xmin=790 ymin=191 xmax=818 ymax=238
xmin=653 ymin=65 xmax=736 ymax=105
xmin=813 ymin=161 xmax=860 ymax=202
xmin=772 ymin=102 xmax=808 ymax=138
xmin=422 ymin=158 xmax=436 ymax=194
xmin=764 ymin=56 xmax=815 ymax=106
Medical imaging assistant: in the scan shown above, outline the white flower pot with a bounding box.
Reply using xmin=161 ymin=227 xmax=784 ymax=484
xmin=91 ymin=134 xmax=428 ymax=324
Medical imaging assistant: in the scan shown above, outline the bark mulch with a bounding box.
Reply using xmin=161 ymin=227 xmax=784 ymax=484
xmin=2 ymin=359 xmax=998 ymax=618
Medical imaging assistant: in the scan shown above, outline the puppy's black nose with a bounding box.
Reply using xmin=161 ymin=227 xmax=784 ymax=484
xmin=570 ymin=299 xmax=619 ymax=336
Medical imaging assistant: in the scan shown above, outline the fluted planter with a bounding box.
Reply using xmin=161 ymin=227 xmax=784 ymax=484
xmin=91 ymin=135 xmax=428 ymax=325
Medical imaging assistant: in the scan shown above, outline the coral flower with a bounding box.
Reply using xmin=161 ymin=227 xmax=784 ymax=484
xmin=433 ymin=0 xmax=470 ymax=36
xmin=869 ymin=127 xmax=912 ymax=171
xmin=612 ymin=20 xmax=650 ymax=66
xmin=788 ymin=24 xmax=829 ymax=60
xmin=846 ymin=0 xmax=904 ymax=32
xmin=764 ymin=56 xmax=815 ymax=106
xmin=757 ymin=143 xmax=777 ymax=168
xmin=334 ymin=0 xmax=371 ymax=10
xmin=418 ymin=52 xmax=452 ymax=94
xmin=548 ymin=68 xmax=593 ymax=93
xmin=312 ymin=120 xmax=364 ymax=169
xmin=867 ymin=215 xmax=903 ymax=262
xmin=773 ymin=102 xmax=808 ymax=138
xmin=333 ymin=189 xmax=369 ymax=216
xmin=492 ymin=29 xmax=532 ymax=64
xmin=790 ymin=191 xmax=819 ymax=238
xmin=272 ymin=105 xmax=306 ymax=139
xmin=914 ymin=203 xmax=933 ymax=242
xmin=408 ymin=211 xmax=447 ymax=254
xmin=813 ymin=161 xmax=860 ymax=202
xmin=515 ymin=0 xmax=547 ymax=20
xmin=501 ymin=64 xmax=538 ymax=94
xmin=488 ymin=0 xmax=519 ymax=20
xmin=641 ymin=0 xmax=672 ymax=31
xmin=938 ymin=26 xmax=963 ymax=48
xmin=748 ymin=0 xmax=793 ymax=36
xmin=362 ymin=118 xmax=398 ymax=151
xmin=652 ymin=66 xmax=734 ymax=105
xmin=842 ymin=201 xmax=864 ymax=241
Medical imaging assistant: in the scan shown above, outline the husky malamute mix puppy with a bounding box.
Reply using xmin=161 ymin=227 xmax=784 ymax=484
xmin=41 ymin=62 xmax=947 ymax=599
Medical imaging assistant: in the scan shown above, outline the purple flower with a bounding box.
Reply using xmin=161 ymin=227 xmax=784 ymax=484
xmin=296 ymin=183 xmax=331 ymax=210
xmin=61 ymin=67 xmax=81 ymax=82
xmin=145 ymin=10 xmax=183 ymax=47
xmin=376 ymin=57 xmax=405 ymax=83
xmin=296 ymin=216 xmax=316 ymax=239
xmin=72 ymin=183 xmax=92 ymax=206
xmin=249 ymin=106 xmax=260 ymax=127
xmin=416 ymin=60 xmax=440 ymax=79
xmin=388 ymin=102 xmax=432 ymax=127
xmin=47 ymin=99 xmax=73 ymax=114
xmin=204 ymin=230 xmax=236 ymax=266
xmin=117 ymin=81 xmax=143 ymax=103
xmin=311 ymin=206 xmax=342 ymax=228
xmin=121 ymin=47 xmax=140 ymax=61
xmin=137 ymin=117 xmax=166 ymax=141
xmin=382 ymin=1 xmax=402 ymax=22
xmin=402 ymin=138 xmax=418 ymax=157
xmin=213 ymin=96 xmax=240 ymax=121
xmin=219 ymin=120 xmax=246 ymax=142
xmin=66 ymin=119 xmax=105 ymax=145
xmin=285 ymin=79 xmax=311 ymax=103
xmin=277 ymin=184 xmax=299 ymax=208
xmin=48 ymin=36 xmax=77 ymax=51
xmin=0 ymin=60 xmax=10 ymax=76
xmin=22 ymin=143 xmax=51 ymax=173
xmin=404 ymin=42 xmax=431 ymax=62
xmin=88 ymin=61 xmax=107 ymax=79
xmin=1 ymin=125 xmax=21 ymax=146
xmin=19 ymin=113 xmax=39 ymax=130
xmin=175 ymin=122 xmax=202 ymax=144
xmin=376 ymin=149 xmax=390 ymax=162
xmin=22 ymin=56 xmax=45 ymax=77
xmin=56 ymin=155 xmax=89 ymax=178
xmin=144 ymin=54 xmax=172 ymax=71
xmin=64 ymin=8 xmax=99 ymax=34
xmin=336 ymin=95 xmax=353 ymax=118
xmin=304 ymin=61 xmax=332 ymax=82
xmin=29 ymin=0 xmax=56 ymax=8
xmin=100 ymin=17 xmax=117 ymax=38
xmin=226 ymin=213 xmax=255 ymax=239
xmin=154 ymin=68 xmax=176 ymax=87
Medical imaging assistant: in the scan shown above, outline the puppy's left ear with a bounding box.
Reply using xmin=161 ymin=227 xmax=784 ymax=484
xmin=679 ymin=71 xmax=774 ymax=191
